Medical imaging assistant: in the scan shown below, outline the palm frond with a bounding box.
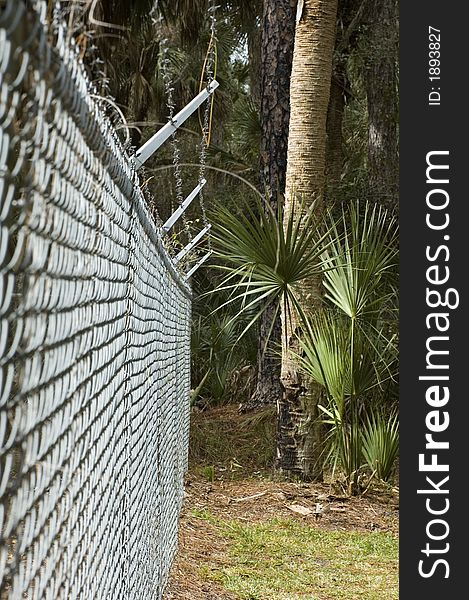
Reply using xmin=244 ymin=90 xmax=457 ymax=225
xmin=321 ymin=202 xmax=398 ymax=319
xmin=229 ymin=95 xmax=261 ymax=163
xmin=298 ymin=313 xmax=391 ymax=415
xmin=361 ymin=409 xmax=399 ymax=481
xmin=208 ymin=196 xmax=332 ymax=341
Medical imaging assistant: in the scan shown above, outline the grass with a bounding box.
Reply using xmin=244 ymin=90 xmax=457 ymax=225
xmin=164 ymin=406 xmax=399 ymax=600
xmin=192 ymin=509 xmax=398 ymax=600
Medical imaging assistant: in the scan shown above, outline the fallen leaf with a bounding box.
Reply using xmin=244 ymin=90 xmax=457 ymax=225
xmin=286 ymin=504 xmax=313 ymax=516
xmin=230 ymin=491 xmax=268 ymax=503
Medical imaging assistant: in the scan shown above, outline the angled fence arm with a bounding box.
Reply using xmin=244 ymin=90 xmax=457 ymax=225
xmin=174 ymin=224 xmax=211 ymax=263
xmin=185 ymin=250 xmax=213 ymax=280
xmin=134 ymin=80 xmax=219 ymax=169
xmin=161 ymin=179 xmax=206 ymax=234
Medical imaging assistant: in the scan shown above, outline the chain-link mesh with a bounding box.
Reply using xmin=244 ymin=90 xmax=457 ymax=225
xmin=0 ymin=1 xmax=191 ymax=598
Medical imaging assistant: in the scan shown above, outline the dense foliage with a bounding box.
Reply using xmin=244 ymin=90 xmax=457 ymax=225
xmin=67 ymin=0 xmax=399 ymax=491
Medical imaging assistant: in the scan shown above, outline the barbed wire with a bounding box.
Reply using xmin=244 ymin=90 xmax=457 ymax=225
xmin=197 ymin=1 xmax=219 ymax=253
xmin=159 ymin=39 xmax=192 ymax=243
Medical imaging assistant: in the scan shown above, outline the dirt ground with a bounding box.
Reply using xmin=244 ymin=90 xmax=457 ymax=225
xmin=163 ymin=474 xmax=399 ymax=600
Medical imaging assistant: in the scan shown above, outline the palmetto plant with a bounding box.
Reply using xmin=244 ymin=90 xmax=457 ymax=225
xmin=229 ymin=95 xmax=261 ymax=165
xmin=191 ymin=310 xmax=254 ymax=403
xmin=321 ymin=202 xmax=398 ymax=320
xmin=317 ymin=402 xmax=363 ymax=495
xmin=209 ymin=195 xmax=333 ymax=344
xmin=361 ymin=408 xmax=399 ymax=482
xmin=208 ymin=197 xmax=399 ymax=490
xmin=297 ymin=202 xmax=399 ymax=491
xmin=191 ymin=275 xmax=258 ymax=405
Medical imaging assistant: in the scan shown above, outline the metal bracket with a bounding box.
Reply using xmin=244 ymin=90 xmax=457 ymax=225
xmin=161 ymin=179 xmax=206 ymax=234
xmin=134 ymin=80 xmax=219 ymax=169
xmin=185 ymin=250 xmax=212 ymax=280
xmin=174 ymin=224 xmax=211 ymax=263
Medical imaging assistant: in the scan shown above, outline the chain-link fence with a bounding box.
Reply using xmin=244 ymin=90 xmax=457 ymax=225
xmin=0 ymin=1 xmax=191 ymax=597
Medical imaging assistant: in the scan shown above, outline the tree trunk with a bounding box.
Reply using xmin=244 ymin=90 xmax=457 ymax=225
xmin=245 ymin=305 xmax=282 ymax=411
xmin=325 ymin=68 xmax=346 ymax=199
xmin=243 ymin=0 xmax=297 ymax=412
xmin=258 ymin=0 xmax=297 ymax=208
xmin=279 ymin=0 xmax=338 ymax=480
xmin=247 ymin=22 xmax=262 ymax=106
xmin=364 ymin=0 xmax=398 ymax=208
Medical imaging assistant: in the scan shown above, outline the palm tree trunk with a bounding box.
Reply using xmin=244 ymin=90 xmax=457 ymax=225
xmin=279 ymin=0 xmax=338 ymax=480
xmin=244 ymin=0 xmax=297 ymax=411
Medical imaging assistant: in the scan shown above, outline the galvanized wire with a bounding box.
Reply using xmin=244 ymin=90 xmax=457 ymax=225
xmin=0 ymin=1 xmax=191 ymax=598
xmin=160 ymin=41 xmax=192 ymax=243
xmin=197 ymin=1 xmax=218 ymax=253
